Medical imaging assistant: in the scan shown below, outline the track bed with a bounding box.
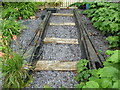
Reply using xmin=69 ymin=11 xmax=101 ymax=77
xmin=29 ymin=9 xmax=80 ymax=88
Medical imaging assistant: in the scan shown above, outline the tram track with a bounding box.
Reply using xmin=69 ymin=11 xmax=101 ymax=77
xmin=24 ymin=9 xmax=105 ymax=88
xmin=25 ymin=9 xmax=104 ymax=69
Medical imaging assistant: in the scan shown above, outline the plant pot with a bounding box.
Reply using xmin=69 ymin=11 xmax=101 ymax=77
xmin=46 ymin=8 xmax=57 ymax=13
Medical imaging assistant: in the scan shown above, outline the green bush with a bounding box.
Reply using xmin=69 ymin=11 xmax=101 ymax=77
xmin=0 ymin=19 xmax=22 ymax=37
xmin=69 ymin=2 xmax=86 ymax=7
xmin=106 ymin=36 xmax=119 ymax=48
xmin=75 ymin=50 xmax=120 ymax=88
xmin=82 ymin=2 xmax=120 ymax=48
xmin=2 ymin=2 xmax=40 ymax=19
xmin=74 ymin=59 xmax=91 ymax=82
xmin=2 ymin=52 xmax=30 ymax=88
xmin=83 ymin=3 xmax=120 ymax=35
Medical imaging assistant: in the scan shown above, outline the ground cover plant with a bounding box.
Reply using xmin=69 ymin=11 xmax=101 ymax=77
xmin=2 ymin=2 xmax=43 ymax=19
xmin=70 ymin=2 xmax=120 ymax=48
xmin=0 ymin=35 xmax=33 ymax=88
xmin=0 ymin=19 xmax=24 ymax=45
xmin=82 ymin=2 xmax=120 ymax=48
xmin=75 ymin=50 xmax=119 ymax=88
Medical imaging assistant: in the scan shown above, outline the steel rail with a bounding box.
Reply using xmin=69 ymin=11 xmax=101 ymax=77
xmin=24 ymin=9 xmax=104 ymax=70
xmin=23 ymin=11 xmax=52 ymax=65
xmin=73 ymin=9 xmax=104 ymax=69
xmin=23 ymin=9 xmax=106 ymax=83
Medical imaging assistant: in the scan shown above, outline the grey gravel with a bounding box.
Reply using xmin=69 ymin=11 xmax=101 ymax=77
xmin=45 ymin=26 xmax=78 ymax=39
xmin=29 ymin=71 xmax=78 ymax=88
xmin=58 ymin=10 xmax=73 ymax=14
xmin=29 ymin=9 xmax=79 ymax=88
xmin=11 ymin=10 xmax=46 ymax=54
xmin=40 ymin=44 xmax=81 ymax=61
xmin=50 ymin=16 xmax=75 ymax=23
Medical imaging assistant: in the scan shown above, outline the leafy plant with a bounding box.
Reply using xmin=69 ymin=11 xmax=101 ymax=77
xmin=75 ymin=50 xmax=120 ymax=88
xmin=2 ymin=2 xmax=40 ymax=19
xmin=0 ymin=19 xmax=24 ymax=46
xmin=1 ymin=19 xmax=22 ymax=37
xmin=43 ymin=85 xmax=52 ymax=89
xmin=0 ymin=33 xmax=33 ymax=88
xmin=2 ymin=7 xmax=18 ymax=19
xmin=2 ymin=51 xmax=31 ymax=88
xmin=81 ymin=2 xmax=120 ymax=48
xmin=74 ymin=59 xmax=91 ymax=82
xmin=106 ymin=36 xmax=119 ymax=48
xmin=69 ymin=2 xmax=86 ymax=7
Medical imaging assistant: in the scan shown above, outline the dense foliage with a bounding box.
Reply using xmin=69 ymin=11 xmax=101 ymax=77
xmin=83 ymin=2 xmax=120 ymax=48
xmin=0 ymin=19 xmax=24 ymax=45
xmin=69 ymin=2 xmax=86 ymax=7
xmin=70 ymin=2 xmax=120 ymax=48
xmin=1 ymin=2 xmax=42 ymax=43
xmin=2 ymin=2 xmax=42 ymax=19
xmin=2 ymin=52 xmax=29 ymax=88
xmin=83 ymin=3 xmax=119 ymax=35
xmin=75 ymin=50 xmax=119 ymax=88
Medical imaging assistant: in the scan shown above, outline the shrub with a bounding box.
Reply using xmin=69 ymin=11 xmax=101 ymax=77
xmin=81 ymin=2 xmax=120 ymax=48
xmin=75 ymin=50 xmax=120 ymax=88
xmin=2 ymin=2 xmax=40 ymax=19
xmin=2 ymin=52 xmax=31 ymax=88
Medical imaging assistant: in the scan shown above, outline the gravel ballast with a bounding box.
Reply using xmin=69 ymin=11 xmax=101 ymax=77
xmin=58 ymin=10 xmax=73 ymax=14
xmin=29 ymin=71 xmax=78 ymax=88
xmin=11 ymin=10 xmax=46 ymax=55
xmin=29 ymin=9 xmax=80 ymax=88
xmin=50 ymin=16 xmax=75 ymax=23
xmin=45 ymin=26 xmax=78 ymax=39
xmin=9 ymin=9 xmax=109 ymax=88
xmin=40 ymin=44 xmax=81 ymax=61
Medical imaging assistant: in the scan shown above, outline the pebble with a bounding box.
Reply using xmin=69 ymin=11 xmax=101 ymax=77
xmin=29 ymin=10 xmax=79 ymax=88
xmin=29 ymin=71 xmax=78 ymax=88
